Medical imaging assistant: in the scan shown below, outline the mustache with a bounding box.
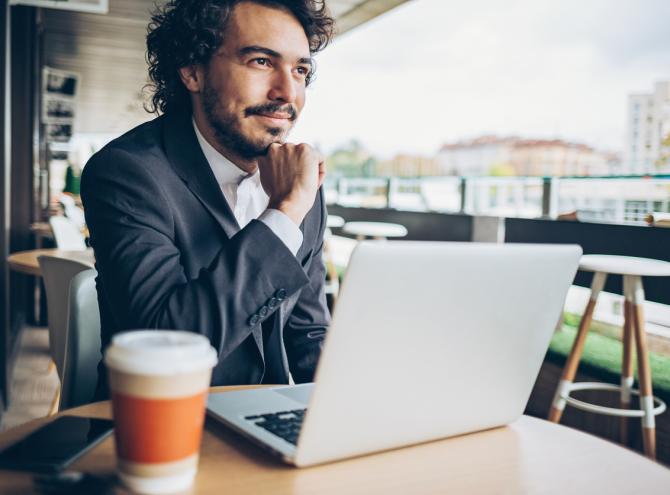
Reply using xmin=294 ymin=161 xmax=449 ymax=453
xmin=244 ymin=102 xmax=297 ymax=121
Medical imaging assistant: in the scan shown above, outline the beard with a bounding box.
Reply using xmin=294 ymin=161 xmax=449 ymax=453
xmin=201 ymin=77 xmax=297 ymax=160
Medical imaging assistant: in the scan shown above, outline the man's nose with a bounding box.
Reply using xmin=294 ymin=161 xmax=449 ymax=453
xmin=267 ymin=67 xmax=298 ymax=103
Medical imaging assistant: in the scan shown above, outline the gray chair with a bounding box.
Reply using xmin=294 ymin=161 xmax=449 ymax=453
xmin=60 ymin=268 xmax=101 ymax=410
xmin=38 ymin=256 xmax=94 ymax=413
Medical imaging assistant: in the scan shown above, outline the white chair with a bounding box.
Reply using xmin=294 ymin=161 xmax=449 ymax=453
xmin=38 ymin=256 xmax=93 ymax=414
xmin=58 ymin=193 xmax=87 ymax=230
xmin=49 ymin=215 xmax=86 ymax=251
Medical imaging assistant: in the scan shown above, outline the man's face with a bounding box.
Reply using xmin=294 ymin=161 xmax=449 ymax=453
xmin=200 ymin=1 xmax=312 ymax=159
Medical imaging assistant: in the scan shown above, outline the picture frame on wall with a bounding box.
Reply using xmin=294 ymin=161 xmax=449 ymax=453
xmin=42 ymin=67 xmax=79 ymax=98
xmin=45 ymin=124 xmax=73 ymax=143
xmin=9 ymin=0 xmax=108 ymax=15
xmin=42 ymin=67 xmax=78 ymax=142
xmin=42 ymin=96 xmax=76 ymax=123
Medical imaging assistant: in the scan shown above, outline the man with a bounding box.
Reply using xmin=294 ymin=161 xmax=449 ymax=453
xmin=81 ymin=0 xmax=335 ymax=397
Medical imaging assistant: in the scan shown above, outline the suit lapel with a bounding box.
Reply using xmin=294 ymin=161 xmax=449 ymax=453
xmin=161 ymin=112 xmax=239 ymax=239
xmin=161 ymin=112 xmax=265 ymax=362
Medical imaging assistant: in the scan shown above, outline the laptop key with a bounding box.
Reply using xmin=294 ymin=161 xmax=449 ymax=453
xmin=246 ymin=408 xmax=307 ymax=445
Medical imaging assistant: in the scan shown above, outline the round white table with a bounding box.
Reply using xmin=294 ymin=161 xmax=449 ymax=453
xmin=326 ymin=215 xmax=345 ymax=229
xmin=342 ymin=221 xmax=408 ymax=241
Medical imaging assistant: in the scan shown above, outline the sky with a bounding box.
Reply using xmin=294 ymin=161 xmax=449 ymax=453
xmin=290 ymin=0 xmax=670 ymax=159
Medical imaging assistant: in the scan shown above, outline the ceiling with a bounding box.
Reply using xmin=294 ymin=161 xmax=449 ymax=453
xmin=40 ymin=0 xmax=409 ymax=134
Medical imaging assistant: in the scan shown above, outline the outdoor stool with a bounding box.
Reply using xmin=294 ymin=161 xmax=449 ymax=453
xmin=548 ymin=254 xmax=670 ymax=459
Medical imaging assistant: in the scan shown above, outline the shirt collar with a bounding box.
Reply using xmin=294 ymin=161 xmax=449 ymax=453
xmin=192 ymin=118 xmax=255 ymax=187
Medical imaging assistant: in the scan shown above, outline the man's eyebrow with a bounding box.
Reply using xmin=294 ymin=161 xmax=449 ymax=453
xmin=238 ymin=45 xmax=314 ymax=67
xmin=297 ymin=57 xmax=314 ymax=68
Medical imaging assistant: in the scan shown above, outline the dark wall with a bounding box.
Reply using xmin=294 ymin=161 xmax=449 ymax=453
xmin=505 ymin=218 xmax=670 ymax=305
xmin=0 ymin=0 xmax=9 ymax=411
xmin=0 ymin=4 xmax=38 ymax=412
xmin=10 ymin=6 xmax=37 ymax=254
xmin=324 ymin=207 xmax=670 ymax=306
xmin=9 ymin=4 xmax=38 ymax=343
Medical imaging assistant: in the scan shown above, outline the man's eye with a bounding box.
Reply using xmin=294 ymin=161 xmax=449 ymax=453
xmin=296 ymin=66 xmax=311 ymax=77
xmin=252 ymin=58 xmax=270 ymax=67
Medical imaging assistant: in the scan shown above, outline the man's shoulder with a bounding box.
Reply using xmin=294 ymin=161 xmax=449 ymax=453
xmin=94 ymin=115 xmax=166 ymax=162
xmin=82 ymin=115 xmax=172 ymax=184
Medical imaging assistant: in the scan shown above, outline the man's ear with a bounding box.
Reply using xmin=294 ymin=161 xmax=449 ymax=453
xmin=178 ymin=65 xmax=205 ymax=93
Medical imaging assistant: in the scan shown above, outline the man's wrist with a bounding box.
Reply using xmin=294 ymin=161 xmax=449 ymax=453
xmin=259 ymin=210 xmax=303 ymax=255
xmin=273 ymin=200 xmax=306 ymax=226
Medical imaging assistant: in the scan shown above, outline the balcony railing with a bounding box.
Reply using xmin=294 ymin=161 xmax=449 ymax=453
xmin=324 ymin=175 xmax=670 ymax=224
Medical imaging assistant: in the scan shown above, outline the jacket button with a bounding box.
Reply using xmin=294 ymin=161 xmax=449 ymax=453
xmin=258 ymin=305 xmax=269 ymax=317
xmin=248 ymin=314 xmax=260 ymax=327
xmin=267 ymin=297 xmax=278 ymax=309
xmin=276 ymin=288 xmax=287 ymax=301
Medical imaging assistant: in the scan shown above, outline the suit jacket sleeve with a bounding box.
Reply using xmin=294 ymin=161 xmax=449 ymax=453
xmin=284 ymin=189 xmax=331 ymax=383
xmin=81 ymin=145 xmax=314 ymax=364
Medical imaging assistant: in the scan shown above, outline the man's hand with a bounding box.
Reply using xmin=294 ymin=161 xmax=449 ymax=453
xmin=258 ymin=143 xmax=325 ymax=226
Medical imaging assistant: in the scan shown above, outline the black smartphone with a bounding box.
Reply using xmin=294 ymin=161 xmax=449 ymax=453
xmin=0 ymin=415 xmax=114 ymax=473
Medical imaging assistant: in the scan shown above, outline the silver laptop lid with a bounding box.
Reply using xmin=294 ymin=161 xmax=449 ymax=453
xmin=294 ymin=241 xmax=581 ymax=466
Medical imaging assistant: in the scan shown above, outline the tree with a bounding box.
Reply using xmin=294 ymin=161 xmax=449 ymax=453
xmin=326 ymin=140 xmax=378 ymax=178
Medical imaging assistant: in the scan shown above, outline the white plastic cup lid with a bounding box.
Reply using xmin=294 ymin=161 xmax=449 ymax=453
xmin=104 ymin=330 xmax=217 ymax=376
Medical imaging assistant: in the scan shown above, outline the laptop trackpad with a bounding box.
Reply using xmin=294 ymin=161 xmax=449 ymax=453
xmin=273 ymin=383 xmax=314 ymax=406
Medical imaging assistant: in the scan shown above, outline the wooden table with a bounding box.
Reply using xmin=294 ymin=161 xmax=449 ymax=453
xmin=7 ymin=248 xmax=95 ymax=277
xmin=1 ymin=385 xmax=669 ymax=494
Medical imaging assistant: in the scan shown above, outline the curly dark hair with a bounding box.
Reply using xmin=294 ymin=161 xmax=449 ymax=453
xmin=145 ymin=0 xmax=334 ymax=115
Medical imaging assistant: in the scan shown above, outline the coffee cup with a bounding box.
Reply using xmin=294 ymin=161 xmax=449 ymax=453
xmin=105 ymin=330 xmax=217 ymax=494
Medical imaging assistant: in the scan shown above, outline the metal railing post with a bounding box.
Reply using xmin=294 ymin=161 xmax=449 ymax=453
xmin=386 ymin=177 xmax=394 ymax=208
xmin=541 ymin=176 xmax=555 ymax=218
xmin=459 ymin=177 xmax=467 ymax=213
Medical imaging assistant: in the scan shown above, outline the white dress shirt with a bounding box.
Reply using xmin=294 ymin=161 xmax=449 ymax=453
xmin=192 ymin=120 xmax=303 ymax=256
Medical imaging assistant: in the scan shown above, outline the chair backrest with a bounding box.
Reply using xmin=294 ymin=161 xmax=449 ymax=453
xmin=60 ymin=268 xmax=100 ymax=410
xmin=38 ymin=256 xmax=92 ymax=382
xmin=58 ymin=194 xmax=86 ymax=230
xmin=49 ymin=216 xmax=87 ymax=250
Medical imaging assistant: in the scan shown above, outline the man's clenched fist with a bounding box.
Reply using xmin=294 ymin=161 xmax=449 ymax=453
xmin=257 ymin=143 xmax=325 ymax=226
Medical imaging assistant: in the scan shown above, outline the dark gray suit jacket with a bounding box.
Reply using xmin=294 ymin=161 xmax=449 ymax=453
xmin=81 ymin=111 xmax=330 ymax=395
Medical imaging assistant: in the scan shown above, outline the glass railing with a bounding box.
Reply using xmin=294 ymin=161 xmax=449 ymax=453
xmin=324 ymin=174 xmax=670 ymax=224
xmin=555 ymin=176 xmax=670 ymax=223
xmin=462 ymin=177 xmax=545 ymax=218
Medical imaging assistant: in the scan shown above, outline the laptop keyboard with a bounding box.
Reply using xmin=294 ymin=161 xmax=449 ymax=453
xmin=245 ymin=409 xmax=306 ymax=445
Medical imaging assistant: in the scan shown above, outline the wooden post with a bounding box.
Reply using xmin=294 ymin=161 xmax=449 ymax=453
xmin=549 ymin=272 xmax=606 ymax=423
xmin=619 ymin=275 xmax=635 ymax=445
xmin=631 ymin=276 xmax=656 ymax=459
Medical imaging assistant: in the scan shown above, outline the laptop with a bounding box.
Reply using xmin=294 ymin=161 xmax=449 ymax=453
xmin=207 ymin=241 xmax=582 ymax=467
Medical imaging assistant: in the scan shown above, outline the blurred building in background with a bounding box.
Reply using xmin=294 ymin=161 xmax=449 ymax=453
xmin=625 ymin=80 xmax=670 ymax=174
xmin=435 ymin=136 xmax=614 ymax=177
